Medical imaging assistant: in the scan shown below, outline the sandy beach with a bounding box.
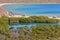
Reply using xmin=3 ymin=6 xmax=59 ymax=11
xmin=1 ymin=3 xmax=60 ymax=7
xmin=0 ymin=3 xmax=17 ymax=6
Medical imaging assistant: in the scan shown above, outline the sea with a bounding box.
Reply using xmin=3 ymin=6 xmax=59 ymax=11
xmin=2 ymin=4 xmax=60 ymax=17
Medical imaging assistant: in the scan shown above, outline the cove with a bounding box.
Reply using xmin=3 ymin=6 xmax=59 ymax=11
xmin=3 ymin=4 xmax=60 ymax=16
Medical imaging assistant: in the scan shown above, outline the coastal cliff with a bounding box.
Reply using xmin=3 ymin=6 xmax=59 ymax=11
xmin=0 ymin=8 xmax=10 ymax=17
xmin=0 ymin=0 xmax=60 ymax=3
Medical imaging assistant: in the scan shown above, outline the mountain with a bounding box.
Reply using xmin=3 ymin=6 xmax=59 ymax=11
xmin=0 ymin=0 xmax=60 ymax=3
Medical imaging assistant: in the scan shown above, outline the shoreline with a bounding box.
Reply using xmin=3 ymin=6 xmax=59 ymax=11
xmin=0 ymin=3 xmax=60 ymax=7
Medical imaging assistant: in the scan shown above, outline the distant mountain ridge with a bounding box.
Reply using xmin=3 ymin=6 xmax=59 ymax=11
xmin=0 ymin=0 xmax=60 ymax=3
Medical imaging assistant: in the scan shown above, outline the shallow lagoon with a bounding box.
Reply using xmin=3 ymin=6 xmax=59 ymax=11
xmin=9 ymin=23 xmax=60 ymax=29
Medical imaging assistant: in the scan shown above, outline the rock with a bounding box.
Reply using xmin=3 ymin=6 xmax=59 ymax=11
xmin=0 ymin=8 xmax=9 ymax=17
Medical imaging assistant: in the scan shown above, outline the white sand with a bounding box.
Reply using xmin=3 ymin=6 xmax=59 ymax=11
xmin=1 ymin=3 xmax=60 ymax=7
xmin=0 ymin=3 xmax=17 ymax=6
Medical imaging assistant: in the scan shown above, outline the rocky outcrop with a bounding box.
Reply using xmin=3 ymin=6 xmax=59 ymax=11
xmin=0 ymin=8 xmax=10 ymax=17
xmin=0 ymin=0 xmax=60 ymax=3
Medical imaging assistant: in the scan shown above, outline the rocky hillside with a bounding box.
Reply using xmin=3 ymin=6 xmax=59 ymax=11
xmin=0 ymin=0 xmax=60 ymax=3
xmin=0 ymin=8 xmax=10 ymax=17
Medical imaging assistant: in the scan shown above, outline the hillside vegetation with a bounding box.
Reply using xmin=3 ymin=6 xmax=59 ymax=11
xmin=0 ymin=16 xmax=60 ymax=40
xmin=9 ymin=16 xmax=60 ymax=24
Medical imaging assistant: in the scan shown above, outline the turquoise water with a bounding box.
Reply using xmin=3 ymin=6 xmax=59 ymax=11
xmin=9 ymin=23 xmax=59 ymax=29
xmin=3 ymin=4 xmax=60 ymax=16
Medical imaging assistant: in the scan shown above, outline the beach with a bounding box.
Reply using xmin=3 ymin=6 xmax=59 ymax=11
xmin=0 ymin=3 xmax=17 ymax=6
